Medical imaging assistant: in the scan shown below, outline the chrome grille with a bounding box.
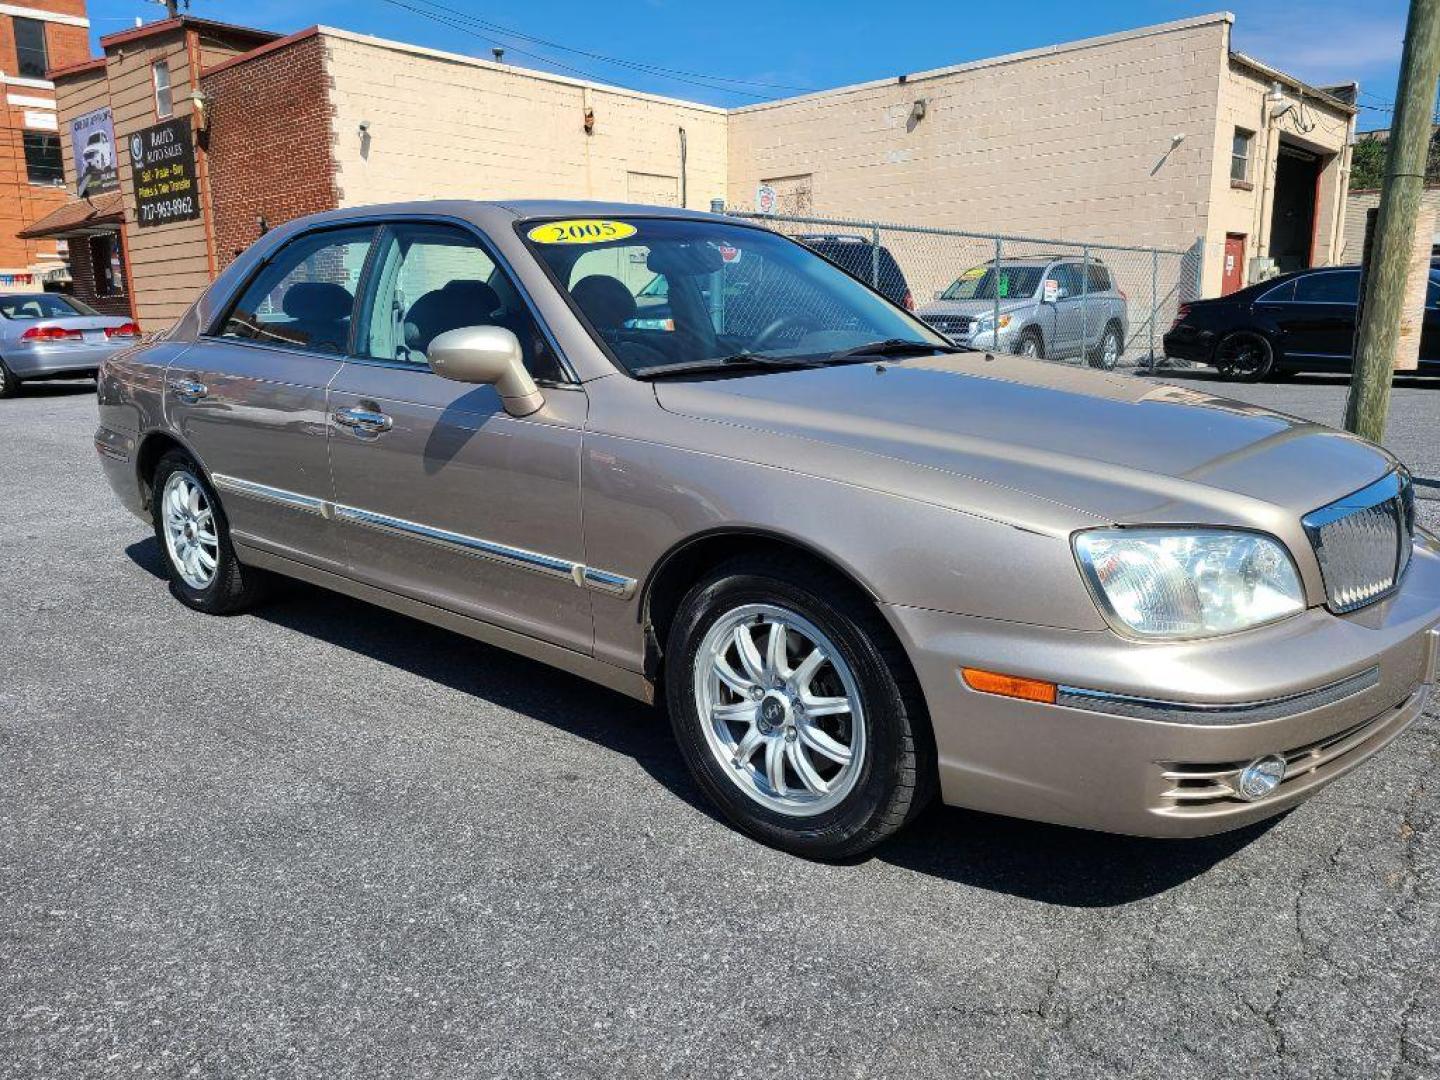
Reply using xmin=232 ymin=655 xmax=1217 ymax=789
xmin=1303 ymin=470 xmax=1414 ymax=613
xmin=927 ymin=316 xmax=972 ymax=337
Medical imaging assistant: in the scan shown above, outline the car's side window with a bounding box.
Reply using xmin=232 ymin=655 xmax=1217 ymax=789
xmin=1052 ymin=265 xmax=1084 ymax=298
xmin=1293 ymin=271 xmax=1359 ymax=305
xmin=1086 ymin=265 xmax=1112 ymax=293
xmin=1260 ymin=280 xmax=1296 ymax=303
xmin=357 ymin=223 xmax=564 ymax=382
xmin=216 ymin=227 xmax=375 ymax=353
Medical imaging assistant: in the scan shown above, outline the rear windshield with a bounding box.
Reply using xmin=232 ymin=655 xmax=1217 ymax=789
xmin=0 ymin=294 xmax=96 ymax=319
xmin=521 ymin=217 xmax=945 ymax=376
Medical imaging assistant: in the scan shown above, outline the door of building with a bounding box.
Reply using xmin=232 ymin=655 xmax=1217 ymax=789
xmin=1222 ymin=234 xmax=1246 ymax=296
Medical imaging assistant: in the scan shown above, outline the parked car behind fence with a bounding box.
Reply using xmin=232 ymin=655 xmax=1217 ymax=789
xmin=725 ymin=209 xmax=1203 ymax=370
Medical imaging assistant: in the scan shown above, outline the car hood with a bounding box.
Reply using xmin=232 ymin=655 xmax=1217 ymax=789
xmin=916 ymin=298 xmax=1033 ymax=320
xmin=651 ymin=353 xmax=1395 ymax=533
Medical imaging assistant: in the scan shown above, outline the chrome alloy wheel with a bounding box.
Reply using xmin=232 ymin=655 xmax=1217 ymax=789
xmin=1019 ymin=336 xmax=1039 ymax=358
xmin=161 ymin=470 xmax=219 ymax=590
xmin=694 ymin=603 xmax=866 ymax=817
xmin=1099 ymin=329 xmax=1120 ymax=369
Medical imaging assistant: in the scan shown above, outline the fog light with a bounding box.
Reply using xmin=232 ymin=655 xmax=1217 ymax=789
xmin=1235 ymin=754 xmax=1287 ymax=801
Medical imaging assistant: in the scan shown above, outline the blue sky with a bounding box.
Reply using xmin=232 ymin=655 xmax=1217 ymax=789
xmin=86 ymin=0 xmax=1405 ymax=130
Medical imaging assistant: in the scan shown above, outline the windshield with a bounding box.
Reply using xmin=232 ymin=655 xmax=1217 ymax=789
xmin=940 ymin=265 xmax=1044 ymax=302
xmin=521 ymin=217 xmax=947 ymax=375
xmin=0 ymin=294 xmax=97 ymax=320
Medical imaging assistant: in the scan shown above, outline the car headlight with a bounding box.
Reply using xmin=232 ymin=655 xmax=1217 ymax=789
xmin=1073 ymin=528 xmax=1305 ymax=639
xmin=974 ymin=313 xmax=1012 ymax=332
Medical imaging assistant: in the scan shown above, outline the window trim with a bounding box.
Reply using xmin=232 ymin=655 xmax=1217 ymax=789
xmin=21 ymin=129 xmax=63 ymax=186
xmin=13 ymin=16 xmax=49 ymax=80
xmin=152 ymin=61 xmax=173 ymax=119
xmin=202 ymin=214 xmax=579 ymax=384
xmin=1281 ymin=268 xmax=1362 ymax=306
xmin=206 ymin=223 xmax=380 ymax=358
xmin=1230 ymin=128 xmax=1253 ymax=185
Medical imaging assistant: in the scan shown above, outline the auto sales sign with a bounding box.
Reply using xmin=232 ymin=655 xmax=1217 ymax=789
xmin=130 ymin=118 xmax=200 ymax=228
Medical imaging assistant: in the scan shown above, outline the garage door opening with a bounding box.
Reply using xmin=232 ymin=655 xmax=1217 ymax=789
xmin=1268 ymin=143 xmax=1321 ymax=275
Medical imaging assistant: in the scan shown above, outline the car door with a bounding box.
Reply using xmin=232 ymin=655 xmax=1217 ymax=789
xmin=1049 ymin=264 xmax=1086 ymax=358
xmin=168 ymin=225 xmax=377 ymax=573
xmin=325 ymin=220 xmax=593 ymax=654
xmin=1281 ymin=269 xmax=1359 ymax=367
xmin=1421 ymin=277 xmax=1440 ymax=370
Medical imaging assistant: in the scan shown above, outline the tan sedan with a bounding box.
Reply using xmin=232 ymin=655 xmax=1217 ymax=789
xmin=95 ymin=201 xmax=1440 ymax=858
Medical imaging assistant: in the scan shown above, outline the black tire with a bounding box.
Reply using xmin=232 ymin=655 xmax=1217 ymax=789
xmin=1087 ymin=321 xmax=1124 ymax=370
xmin=664 ymin=553 xmax=935 ymax=860
xmin=150 ymin=450 xmax=265 ymax=615
xmin=1015 ymin=328 xmax=1045 ymax=360
xmin=1214 ymin=331 xmax=1273 ymax=382
xmin=0 ymin=357 xmax=21 ymax=399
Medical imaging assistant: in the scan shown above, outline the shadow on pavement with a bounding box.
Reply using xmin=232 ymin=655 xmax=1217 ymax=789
xmin=11 ymin=380 xmax=96 ymax=399
xmin=125 ymin=534 xmax=1268 ymax=906
xmin=1144 ymin=368 xmax=1436 ymax=390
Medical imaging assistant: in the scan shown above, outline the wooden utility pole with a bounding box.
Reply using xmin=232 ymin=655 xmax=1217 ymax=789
xmin=1345 ymin=0 xmax=1440 ymax=440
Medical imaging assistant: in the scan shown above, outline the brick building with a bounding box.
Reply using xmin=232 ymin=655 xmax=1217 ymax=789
xmin=27 ymin=11 xmax=1355 ymax=329
xmin=1 ymin=1 xmax=91 ymax=292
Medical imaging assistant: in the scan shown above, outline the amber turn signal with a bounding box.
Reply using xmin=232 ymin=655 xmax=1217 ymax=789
xmin=961 ymin=668 xmax=1057 ymax=704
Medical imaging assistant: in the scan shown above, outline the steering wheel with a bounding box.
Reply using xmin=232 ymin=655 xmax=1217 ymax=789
xmin=751 ymin=313 xmax=815 ymax=352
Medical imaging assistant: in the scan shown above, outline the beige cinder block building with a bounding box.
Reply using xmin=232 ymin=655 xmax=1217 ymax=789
xmin=727 ymin=13 xmax=1355 ymax=298
xmin=37 ymin=10 xmax=1354 ymax=330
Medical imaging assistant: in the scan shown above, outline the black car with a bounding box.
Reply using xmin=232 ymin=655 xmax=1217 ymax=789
xmin=794 ymin=234 xmax=915 ymax=310
xmin=1163 ymin=265 xmax=1440 ymax=381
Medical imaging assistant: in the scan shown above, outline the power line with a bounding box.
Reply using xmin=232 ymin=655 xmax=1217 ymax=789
xmin=375 ymin=0 xmax=806 ymax=100
xmin=405 ymin=0 xmax=816 ymax=93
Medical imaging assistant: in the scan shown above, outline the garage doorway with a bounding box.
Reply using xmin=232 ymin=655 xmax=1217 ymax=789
xmin=1268 ymin=143 xmax=1321 ymax=274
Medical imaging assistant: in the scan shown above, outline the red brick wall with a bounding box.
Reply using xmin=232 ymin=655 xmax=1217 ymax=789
xmin=65 ymin=232 xmax=134 ymax=317
xmin=201 ymin=33 xmax=339 ymax=268
xmin=0 ymin=4 xmax=92 ymax=271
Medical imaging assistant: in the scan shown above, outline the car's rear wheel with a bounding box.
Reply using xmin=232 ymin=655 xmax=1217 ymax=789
xmin=1016 ymin=328 xmax=1045 ymax=360
xmin=664 ymin=555 xmax=934 ymax=859
xmin=1087 ymin=322 xmax=1123 ymax=370
xmin=1214 ymin=331 xmax=1273 ymax=382
xmin=150 ymin=450 xmax=265 ymax=614
xmin=0 ymin=357 xmax=20 ymax=399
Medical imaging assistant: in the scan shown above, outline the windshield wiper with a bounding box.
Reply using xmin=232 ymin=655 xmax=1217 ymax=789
xmin=632 ymin=352 xmax=823 ymax=380
xmin=828 ymin=338 xmax=970 ymax=360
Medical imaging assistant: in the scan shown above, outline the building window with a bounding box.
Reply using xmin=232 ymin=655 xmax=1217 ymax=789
xmin=90 ymin=235 xmax=125 ymax=296
xmin=153 ymin=61 xmax=173 ymax=118
xmin=22 ymin=132 xmax=63 ymax=185
xmin=1231 ymin=128 xmax=1253 ymax=184
xmin=14 ymin=17 xmax=49 ymax=79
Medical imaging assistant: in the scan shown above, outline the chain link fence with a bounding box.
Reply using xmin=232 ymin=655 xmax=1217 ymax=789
xmin=719 ymin=207 xmax=1203 ymax=371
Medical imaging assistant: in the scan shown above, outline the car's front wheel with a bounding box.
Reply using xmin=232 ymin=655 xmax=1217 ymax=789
xmin=665 ymin=555 xmax=934 ymax=859
xmin=150 ymin=450 xmax=265 ymax=614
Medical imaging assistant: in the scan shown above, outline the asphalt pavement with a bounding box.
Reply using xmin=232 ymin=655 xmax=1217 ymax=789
xmin=2 ymin=380 xmax=1437 ymax=1079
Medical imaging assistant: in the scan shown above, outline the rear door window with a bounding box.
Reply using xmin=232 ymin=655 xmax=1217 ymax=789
xmin=1085 ymin=265 xmax=1113 ymax=292
xmin=217 ymin=227 xmax=375 ymax=353
xmin=1293 ymin=271 xmax=1360 ymax=304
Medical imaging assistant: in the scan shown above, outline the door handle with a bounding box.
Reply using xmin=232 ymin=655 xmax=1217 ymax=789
xmin=332 ymin=406 xmax=393 ymax=435
xmin=168 ymin=378 xmax=207 ymax=402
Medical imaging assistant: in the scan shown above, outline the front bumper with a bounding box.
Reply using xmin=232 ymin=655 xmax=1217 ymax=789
xmin=888 ymin=535 xmax=1440 ymax=837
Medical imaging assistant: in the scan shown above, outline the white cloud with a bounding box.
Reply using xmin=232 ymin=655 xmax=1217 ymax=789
xmin=1234 ymin=4 xmax=1404 ymax=85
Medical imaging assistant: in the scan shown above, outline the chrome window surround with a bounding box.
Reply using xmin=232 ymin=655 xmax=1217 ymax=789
xmin=1055 ymin=665 xmax=1381 ymax=727
xmin=1302 ymin=469 xmax=1415 ymax=614
xmin=211 ymin=473 xmax=635 ymax=598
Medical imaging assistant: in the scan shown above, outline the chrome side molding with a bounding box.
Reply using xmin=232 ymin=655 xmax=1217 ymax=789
xmin=211 ymin=472 xmax=636 ymax=599
xmin=1055 ymin=665 xmax=1382 ymax=726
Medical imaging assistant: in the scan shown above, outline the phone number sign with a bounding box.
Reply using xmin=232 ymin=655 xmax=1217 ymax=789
xmin=129 ymin=118 xmax=201 ymax=228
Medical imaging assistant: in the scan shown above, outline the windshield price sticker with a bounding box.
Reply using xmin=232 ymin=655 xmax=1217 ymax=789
xmin=527 ymin=219 xmax=638 ymax=244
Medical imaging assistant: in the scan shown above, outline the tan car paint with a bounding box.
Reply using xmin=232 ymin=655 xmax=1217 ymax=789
xmin=96 ymin=199 xmax=1440 ymax=838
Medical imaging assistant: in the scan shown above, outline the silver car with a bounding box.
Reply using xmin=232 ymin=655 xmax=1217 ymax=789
xmin=94 ymin=201 xmax=1439 ymax=859
xmin=918 ymin=257 xmax=1129 ymax=368
xmin=0 ymin=293 xmax=140 ymax=398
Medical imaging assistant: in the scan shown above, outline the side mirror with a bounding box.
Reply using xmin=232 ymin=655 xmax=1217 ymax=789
xmin=426 ymin=325 xmax=544 ymax=417
xmin=1042 ymin=279 xmax=1060 ymax=304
